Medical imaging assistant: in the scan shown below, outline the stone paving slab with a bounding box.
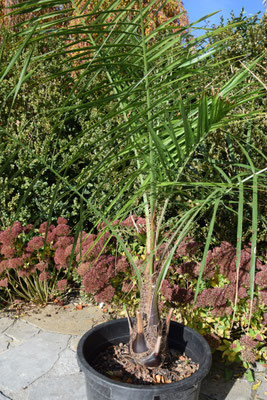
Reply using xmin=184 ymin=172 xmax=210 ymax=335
xmin=0 ymin=329 xmax=70 ymax=392
xmin=200 ymin=377 xmax=254 ymax=400
xmin=254 ymin=379 xmax=267 ymax=400
xmin=4 ymin=320 xmax=40 ymax=343
xmin=45 ymin=348 xmax=80 ymax=377
xmin=0 ymin=318 xmax=14 ymax=333
xmin=0 ymin=316 xmax=266 ymax=400
xmin=223 ymin=379 xmax=252 ymax=400
xmin=68 ymin=335 xmax=79 ymax=352
xmin=26 ymin=374 xmax=87 ymax=400
xmin=21 ymin=303 xmax=108 ymax=336
xmin=0 ymin=334 xmax=13 ymax=354
xmin=0 ymin=393 xmax=11 ymax=400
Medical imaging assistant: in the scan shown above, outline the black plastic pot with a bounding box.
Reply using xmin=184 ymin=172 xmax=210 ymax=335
xmin=77 ymin=318 xmax=211 ymax=400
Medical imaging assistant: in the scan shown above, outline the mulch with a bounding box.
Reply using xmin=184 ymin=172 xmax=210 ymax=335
xmin=91 ymin=342 xmax=199 ymax=385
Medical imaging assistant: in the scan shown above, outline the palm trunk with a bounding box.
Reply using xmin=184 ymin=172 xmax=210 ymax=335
xmin=126 ymin=273 xmax=173 ymax=369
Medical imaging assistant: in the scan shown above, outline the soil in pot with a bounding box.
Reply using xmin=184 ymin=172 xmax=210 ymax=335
xmin=91 ymin=342 xmax=199 ymax=385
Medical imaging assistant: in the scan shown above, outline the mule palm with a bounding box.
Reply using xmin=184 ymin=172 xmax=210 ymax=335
xmin=1 ymin=0 xmax=265 ymax=369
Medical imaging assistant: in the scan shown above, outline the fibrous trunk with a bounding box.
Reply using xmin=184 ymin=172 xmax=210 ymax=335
xmin=126 ymin=274 xmax=173 ymax=369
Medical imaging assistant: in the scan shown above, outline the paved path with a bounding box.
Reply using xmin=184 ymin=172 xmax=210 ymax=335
xmin=0 ymin=317 xmax=266 ymax=400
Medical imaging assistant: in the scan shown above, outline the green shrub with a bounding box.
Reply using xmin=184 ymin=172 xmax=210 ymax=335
xmin=0 ymin=30 xmax=77 ymax=226
xmin=0 ymin=27 xmax=130 ymax=229
xmin=164 ymin=12 xmax=267 ymax=253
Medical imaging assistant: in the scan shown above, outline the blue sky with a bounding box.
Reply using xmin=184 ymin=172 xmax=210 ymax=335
xmin=185 ymin=0 xmax=266 ymax=29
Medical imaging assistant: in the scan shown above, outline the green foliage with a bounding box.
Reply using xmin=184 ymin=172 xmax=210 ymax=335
xmin=0 ymin=30 xmax=76 ymax=226
xmin=172 ymin=11 xmax=267 ymax=257
xmin=0 ymin=27 xmax=131 ymax=229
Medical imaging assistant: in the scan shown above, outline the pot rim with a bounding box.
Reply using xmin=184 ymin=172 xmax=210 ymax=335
xmin=77 ymin=318 xmax=212 ymax=392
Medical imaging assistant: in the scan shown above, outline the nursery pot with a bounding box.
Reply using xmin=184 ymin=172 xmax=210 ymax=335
xmin=77 ymin=318 xmax=211 ymax=400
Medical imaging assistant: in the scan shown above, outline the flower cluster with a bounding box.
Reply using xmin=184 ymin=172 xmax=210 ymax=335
xmin=176 ymin=237 xmax=201 ymax=258
xmin=159 ymin=238 xmax=266 ymax=369
xmin=239 ymin=335 xmax=257 ymax=364
xmin=0 ymin=217 xmax=75 ymax=304
xmin=157 ymin=237 xmax=266 ymax=324
xmin=204 ymin=241 xmax=265 ymax=287
xmin=77 ymin=252 xmax=129 ymax=303
xmin=0 ymin=214 xmax=146 ymax=305
xmin=168 ymin=241 xmax=266 ymax=315
xmin=120 ymin=215 xmax=146 ymax=231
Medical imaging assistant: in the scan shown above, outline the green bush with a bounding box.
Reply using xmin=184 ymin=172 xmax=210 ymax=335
xmin=0 ymin=27 xmax=131 ymax=230
xmin=0 ymin=30 xmax=76 ymax=226
xmin=165 ymin=12 xmax=267 ymax=253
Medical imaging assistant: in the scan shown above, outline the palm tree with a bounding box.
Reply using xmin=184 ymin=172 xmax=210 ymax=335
xmin=1 ymin=0 xmax=265 ymax=369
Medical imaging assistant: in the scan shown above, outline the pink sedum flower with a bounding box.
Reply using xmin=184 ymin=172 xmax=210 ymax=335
xmin=0 ymin=260 xmax=9 ymax=274
xmin=0 ymin=230 xmax=13 ymax=246
xmin=0 ymin=278 xmax=8 ymax=287
xmin=8 ymin=257 xmax=24 ymax=269
xmin=121 ymin=215 xmax=137 ymax=228
xmin=255 ymin=270 xmax=267 ymax=288
xmin=39 ymin=271 xmax=51 ymax=282
xmin=57 ymin=217 xmax=68 ymax=225
xmin=23 ymin=224 xmax=34 ymax=234
xmin=94 ymin=285 xmax=115 ymax=304
xmin=57 ymin=279 xmax=67 ymax=291
xmin=39 ymin=221 xmax=55 ymax=234
xmin=26 ymin=236 xmax=44 ymax=252
xmin=10 ymin=222 xmax=23 ymax=239
xmin=0 ymin=245 xmax=16 ymax=258
xmin=53 ymin=236 xmax=73 ymax=249
xmin=77 ymin=262 xmax=90 ymax=277
xmin=36 ymin=261 xmax=48 ymax=272
xmin=18 ymin=270 xmax=30 ymax=278
xmin=116 ymin=256 xmax=128 ymax=273
xmin=53 ymin=224 xmax=70 ymax=237
xmin=259 ymin=289 xmax=267 ymax=305
xmin=45 ymin=231 xmax=56 ymax=244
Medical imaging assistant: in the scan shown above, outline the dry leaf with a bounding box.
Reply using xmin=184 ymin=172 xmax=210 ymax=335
xmin=252 ymin=381 xmax=261 ymax=391
xmin=164 ymin=378 xmax=172 ymax=383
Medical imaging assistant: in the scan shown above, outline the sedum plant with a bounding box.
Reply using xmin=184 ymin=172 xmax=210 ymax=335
xmin=0 ymin=218 xmax=72 ymax=304
xmin=1 ymin=0 xmax=266 ymax=370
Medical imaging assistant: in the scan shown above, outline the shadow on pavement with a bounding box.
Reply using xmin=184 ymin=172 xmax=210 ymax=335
xmin=200 ymin=356 xmax=250 ymax=400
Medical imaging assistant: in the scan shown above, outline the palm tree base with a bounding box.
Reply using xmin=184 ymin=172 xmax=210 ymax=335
xmin=77 ymin=318 xmax=211 ymax=400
